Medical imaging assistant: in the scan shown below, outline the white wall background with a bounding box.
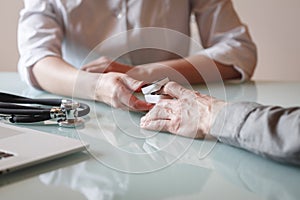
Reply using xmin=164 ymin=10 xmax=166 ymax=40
xmin=233 ymin=0 xmax=300 ymax=81
xmin=0 ymin=1 xmax=23 ymax=72
xmin=0 ymin=0 xmax=299 ymax=81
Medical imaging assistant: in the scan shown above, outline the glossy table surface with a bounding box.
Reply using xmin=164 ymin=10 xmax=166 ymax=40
xmin=0 ymin=72 xmax=300 ymax=200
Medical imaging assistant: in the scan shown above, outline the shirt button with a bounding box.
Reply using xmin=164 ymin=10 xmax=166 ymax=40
xmin=117 ymin=12 xmax=123 ymax=19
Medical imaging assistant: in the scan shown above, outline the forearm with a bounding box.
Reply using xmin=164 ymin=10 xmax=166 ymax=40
xmin=32 ymin=56 xmax=152 ymax=111
xmin=128 ymin=54 xmax=241 ymax=84
xmin=210 ymin=102 xmax=300 ymax=165
xmin=32 ymin=56 xmax=99 ymax=100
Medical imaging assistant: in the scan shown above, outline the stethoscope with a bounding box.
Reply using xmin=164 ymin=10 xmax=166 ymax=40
xmin=0 ymin=92 xmax=90 ymax=127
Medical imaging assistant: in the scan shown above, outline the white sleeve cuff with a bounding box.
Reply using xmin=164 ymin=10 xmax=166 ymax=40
xmin=18 ymin=51 xmax=60 ymax=88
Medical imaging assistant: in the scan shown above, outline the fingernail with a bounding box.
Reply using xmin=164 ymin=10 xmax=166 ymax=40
xmin=140 ymin=121 xmax=145 ymax=127
xmin=140 ymin=117 xmax=147 ymax=126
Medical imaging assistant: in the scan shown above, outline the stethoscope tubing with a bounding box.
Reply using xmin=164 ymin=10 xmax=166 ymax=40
xmin=0 ymin=92 xmax=62 ymax=106
xmin=0 ymin=92 xmax=90 ymax=123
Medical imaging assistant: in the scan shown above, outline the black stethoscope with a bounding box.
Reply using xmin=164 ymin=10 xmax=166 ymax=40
xmin=0 ymin=92 xmax=90 ymax=127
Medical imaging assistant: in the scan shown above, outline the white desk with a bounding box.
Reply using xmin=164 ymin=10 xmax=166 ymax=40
xmin=0 ymin=72 xmax=300 ymax=200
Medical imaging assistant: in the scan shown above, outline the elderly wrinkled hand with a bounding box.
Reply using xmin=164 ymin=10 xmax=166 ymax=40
xmin=140 ymin=81 xmax=226 ymax=138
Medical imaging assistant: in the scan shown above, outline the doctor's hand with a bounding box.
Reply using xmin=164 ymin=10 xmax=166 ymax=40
xmin=140 ymin=82 xmax=227 ymax=138
xmin=81 ymin=56 xmax=132 ymax=74
xmin=94 ymin=72 xmax=153 ymax=111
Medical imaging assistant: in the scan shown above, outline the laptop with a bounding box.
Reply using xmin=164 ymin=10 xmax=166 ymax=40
xmin=0 ymin=122 xmax=88 ymax=174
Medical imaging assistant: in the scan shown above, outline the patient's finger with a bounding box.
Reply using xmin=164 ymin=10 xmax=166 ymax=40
xmin=163 ymin=81 xmax=195 ymax=99
xmin=140 ymin=119 xmax=170 ymax=133
xmin=141 ymin=107 xmax=172 ymax=121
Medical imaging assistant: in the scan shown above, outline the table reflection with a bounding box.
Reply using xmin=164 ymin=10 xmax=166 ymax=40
xmin=211 ymin=143 xmax=300 ymax=200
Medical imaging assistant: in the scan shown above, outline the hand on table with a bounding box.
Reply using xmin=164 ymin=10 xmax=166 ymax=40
xmin=140 ymin=82 xmax=226 ymax=138
xmin=80 ymin=57 xmax=152 ymax=111
xmin=81 ymin=56 xmax=132 ymax=74
xmin=94 ymin=72 xmax=153 ymax=111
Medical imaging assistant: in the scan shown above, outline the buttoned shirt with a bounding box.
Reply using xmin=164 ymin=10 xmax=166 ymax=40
xmin=18 ymin=0 xmax=257 ymax=86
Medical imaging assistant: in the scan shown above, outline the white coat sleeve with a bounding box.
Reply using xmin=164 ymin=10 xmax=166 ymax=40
xmin=192 ymin=0 xmax=257 ymax=81
xmin=17 ymin=0 xmax=64 ymax=87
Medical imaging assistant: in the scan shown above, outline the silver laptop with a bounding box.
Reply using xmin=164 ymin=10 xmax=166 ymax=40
xmin=0 ymin=122 xmax=88 ymax=174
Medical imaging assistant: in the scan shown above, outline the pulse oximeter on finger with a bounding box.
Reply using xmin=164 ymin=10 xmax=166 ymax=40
xmin=141 ymin=78 xmax=172 ymax=104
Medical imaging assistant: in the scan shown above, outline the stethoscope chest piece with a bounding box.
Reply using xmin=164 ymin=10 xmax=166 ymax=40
xmin=57 ymin=99 xmax=85 ymax=128
xmin=58 ymin=118 xmax=85 ymax=128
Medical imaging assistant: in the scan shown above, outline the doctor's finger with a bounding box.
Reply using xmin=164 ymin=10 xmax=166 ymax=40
xmin=121 ymin=75 xmax=145 ymax=92
xmin=119 ymin=90 xmax=153 ymax=111
xmin=82 ymin=65 xmax=106 ymax=73
xmin=81 ymin=56 xmax=111 ymax=69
